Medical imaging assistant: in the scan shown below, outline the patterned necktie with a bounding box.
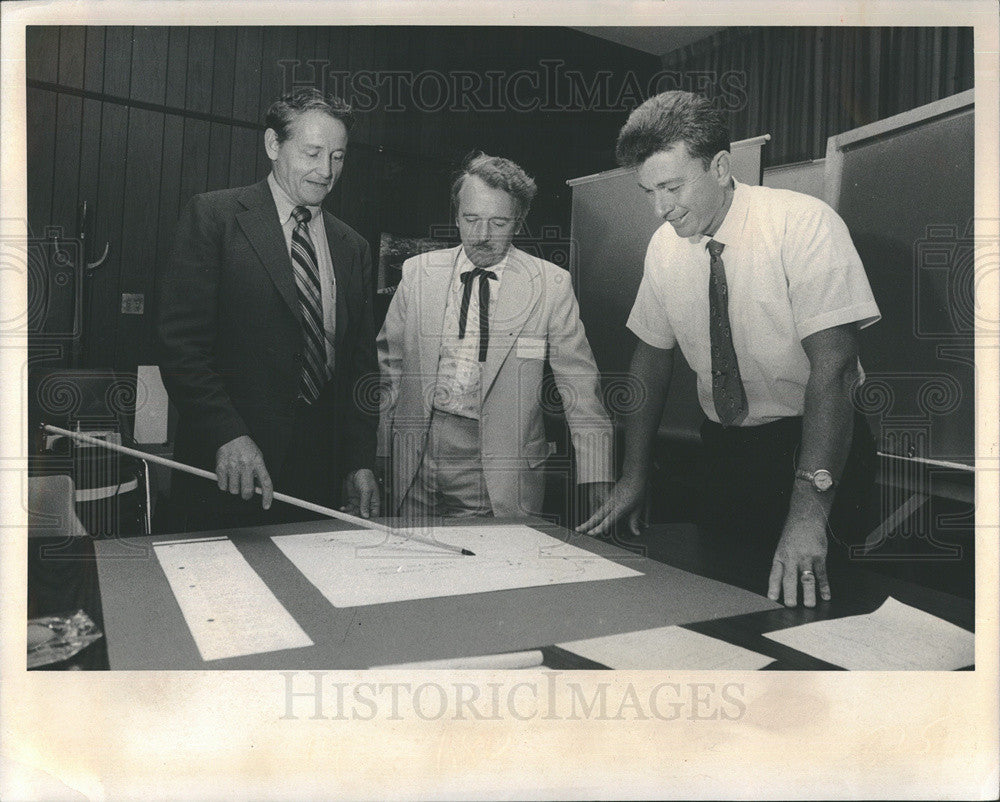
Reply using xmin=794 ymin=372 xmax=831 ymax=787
xmin=459 ymin=267 xmax=497 ymax=362
xmin=291 ymin=206 xmax=327 ymax=403
xmin=707 ymin=239 xmax=748 ymax=426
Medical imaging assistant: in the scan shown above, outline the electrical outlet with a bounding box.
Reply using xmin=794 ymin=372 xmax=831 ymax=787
xmin=121 ymin=293 xmax=144 ymax=314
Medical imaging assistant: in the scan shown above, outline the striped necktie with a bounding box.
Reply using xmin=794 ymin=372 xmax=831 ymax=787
xmin=291 ymin=205 xmax=327 ymax=403
xmin=707 ymin=239 xmax=748 ymax=426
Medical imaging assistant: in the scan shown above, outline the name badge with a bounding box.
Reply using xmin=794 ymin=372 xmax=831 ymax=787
xmin=516 ymin=337 xmax=547 ymax=360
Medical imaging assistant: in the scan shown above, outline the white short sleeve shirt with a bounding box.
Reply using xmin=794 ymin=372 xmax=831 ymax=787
xmin=627 ymin=181 xmax=881 ymax=425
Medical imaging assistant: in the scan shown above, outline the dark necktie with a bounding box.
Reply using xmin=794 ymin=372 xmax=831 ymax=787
xmin=707 ymin=239 xmax=748 ymax=426
xmin=290 ymin=206 xmax=327 ymax=403
xmin=459 ymin=267 xmax=497 ymax=362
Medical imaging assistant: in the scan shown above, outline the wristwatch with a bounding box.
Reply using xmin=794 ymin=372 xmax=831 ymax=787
xmin=794 ymin=468 xmax=836 ymax=492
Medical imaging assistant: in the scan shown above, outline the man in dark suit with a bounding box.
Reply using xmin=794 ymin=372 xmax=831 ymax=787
xmin=157 ymin=88 xmax=379 ymax=532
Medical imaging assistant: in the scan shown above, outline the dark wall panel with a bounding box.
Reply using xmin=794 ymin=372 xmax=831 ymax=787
xmin=117 ymin=107 xmax=165 ymax=368
xmin=26 ymin=27 xmax=60 ymax=83
xmin=89 ymin=102 xmax=129 ymax=366
xmin=184 ymin=27 xmax=215 ymax=114
xmin=206 ymin=121 xmax=233 ymax=192
xmin=130 ymin=26 xmax=168 ymax=105
xmin=257 ymin=27 xmax=284 ymax=123
xmin=178 ymin=118 xmax=211 ymax=204
xmin=345 ymin=27 xmax=374 ymax=148
xmin=102 ymin=27 xmax=132 ymax=98
xmin=232 ymin=27 xmax=263 ymax=122
xmin=153 ymin=114 xmax=187 ymax=358
xmin=78 ymin=98 xmax=103 ymax=232
xmin=228 ymin=127 xmax=261 ymax=190
xmin=164 ymin=27 xmax=189 ymax=108
xmin=58 ymin=25 xmax=87 ymax=89
xmin=51 ymin=93 xmax=83 ymax=242
xmin=26 ymin=87 xmax=57 ymax=238
xmin=211 ymin=28 xmax=237 ymax=119
xmin=83 ymin=27 xmax=106 ymax=93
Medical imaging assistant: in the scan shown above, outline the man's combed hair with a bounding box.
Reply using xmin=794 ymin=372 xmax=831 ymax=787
xmin=451 ymin=152 xmax=539 ymax=220
xmin=615 ymin=91 xmax=730 ymax=168
xmin=265 ymin=87 xmax=354 ymax=142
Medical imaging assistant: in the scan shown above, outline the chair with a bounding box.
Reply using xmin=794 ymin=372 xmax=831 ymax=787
xmin=31 ymin=369 xmax=153 ymax=536
xmin=27 ymin=474 xmax=88 ymax=539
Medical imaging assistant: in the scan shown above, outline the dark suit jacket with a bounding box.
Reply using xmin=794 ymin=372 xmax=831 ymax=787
xmin=156 ymin=178 xmax=377 ymax=514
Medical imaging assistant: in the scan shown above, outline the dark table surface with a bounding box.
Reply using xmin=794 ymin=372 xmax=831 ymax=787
xmin=31 ymin=517 xmax=974 ymax=670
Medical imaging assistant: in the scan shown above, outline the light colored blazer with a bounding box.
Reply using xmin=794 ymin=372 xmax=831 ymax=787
xmin=377 ymin=245 xmax=614 ymax=516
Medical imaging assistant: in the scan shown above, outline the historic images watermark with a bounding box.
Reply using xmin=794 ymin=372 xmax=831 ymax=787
xmin=280 ymin=60 xmax=749 ymax=113
xmin=279 ymin=672 xmax=747 ymax=722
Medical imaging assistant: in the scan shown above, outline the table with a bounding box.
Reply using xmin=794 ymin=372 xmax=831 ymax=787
xmin=90 ymin=518 xmax=974 ymax=670
xmin=94 ymin=517 xmax=779 ymax=669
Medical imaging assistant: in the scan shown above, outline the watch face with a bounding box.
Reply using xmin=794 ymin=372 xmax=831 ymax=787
xmin=814 ymin=470 xmax=834 ymax=491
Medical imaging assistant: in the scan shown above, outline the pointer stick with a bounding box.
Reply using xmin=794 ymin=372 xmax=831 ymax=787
xmin=40 ymin=423 xmax=474 ymax=556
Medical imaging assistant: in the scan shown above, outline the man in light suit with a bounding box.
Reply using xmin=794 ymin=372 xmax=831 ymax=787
xmin=377 ymin=153 xmax=613 ymax=519
xmin=157 ymin=88 xmax=379 ymax=532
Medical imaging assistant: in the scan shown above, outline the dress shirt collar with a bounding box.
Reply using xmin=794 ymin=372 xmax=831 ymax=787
xmin=696 ymin=177 xmax=748 ymax=249
xmin=267 ymin=172 xmax=322 ymax=226
xmin=455 ymin=246 xmax=508 ymax=283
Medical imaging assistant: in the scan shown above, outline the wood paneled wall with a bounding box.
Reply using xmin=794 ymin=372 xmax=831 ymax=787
xmin=26 ymin=25 xmax=660 ymax=371
xmin=27 ymin=25 xmax=973 ymax=373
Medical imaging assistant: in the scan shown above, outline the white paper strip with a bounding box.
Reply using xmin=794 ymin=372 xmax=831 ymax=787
xmin=154 ymin=537 xmax=313 ymax=661
xmin=371 ymin=649 xmax=545 ymax=670
xmin=272 ymin=524 xmax=643 ymax=608
xmin=559 ymin=625 xmax=775 ymax=670
xmin=763 ymin=596 xmax=974 ymax=670
xmin=134 ymin=364 xmax=170 ymax=444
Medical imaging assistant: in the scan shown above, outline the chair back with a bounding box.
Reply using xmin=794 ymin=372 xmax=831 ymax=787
xmin=28 ymin=474 xmax=88 ymax=538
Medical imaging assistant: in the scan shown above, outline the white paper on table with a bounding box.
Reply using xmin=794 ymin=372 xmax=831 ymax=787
xmin=559 ymin=625 xmax=775 ymax=670
xmin=763 ymin=596 xmax=974 ymax=670
xmin=271 ymin=524 xmax=643 ymax=607
xmin=154 ymin=537 xmax=313 ymax=661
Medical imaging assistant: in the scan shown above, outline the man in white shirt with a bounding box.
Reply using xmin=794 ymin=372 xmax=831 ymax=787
xmin=579 ymin=91 xmax=881 ymax=607
xmin=378 ymin=154 xmax=614 ymax=520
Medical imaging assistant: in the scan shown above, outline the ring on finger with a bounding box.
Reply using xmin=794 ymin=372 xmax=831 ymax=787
xmin=800 ymin=570 xmax=816 ymax=582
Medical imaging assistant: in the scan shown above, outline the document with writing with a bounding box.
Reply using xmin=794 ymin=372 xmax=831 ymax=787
xmin=763 ymin=596 xmax=974 ymax=670
xmin=559 ymin=625 xmax=775 ymax=670
xmin=154 ymin=537 xmax=313 ymax=661
xmin=271 ymin=524 xmax=643 ymax=607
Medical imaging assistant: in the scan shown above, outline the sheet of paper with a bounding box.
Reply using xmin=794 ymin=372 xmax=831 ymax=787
xmin=154 ymin=537 xmax=313 ymax=661
xmin=559 ymin=625 xmax=776 ymax=670
xmin=763 ymin=596 xmax=974 ymax=670
xmin=271 ymin=524 xmax=643 ymax=607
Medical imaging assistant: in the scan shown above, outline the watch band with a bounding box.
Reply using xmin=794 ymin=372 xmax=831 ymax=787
xmin=795 ymin=468 xmax=836 ymax=492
